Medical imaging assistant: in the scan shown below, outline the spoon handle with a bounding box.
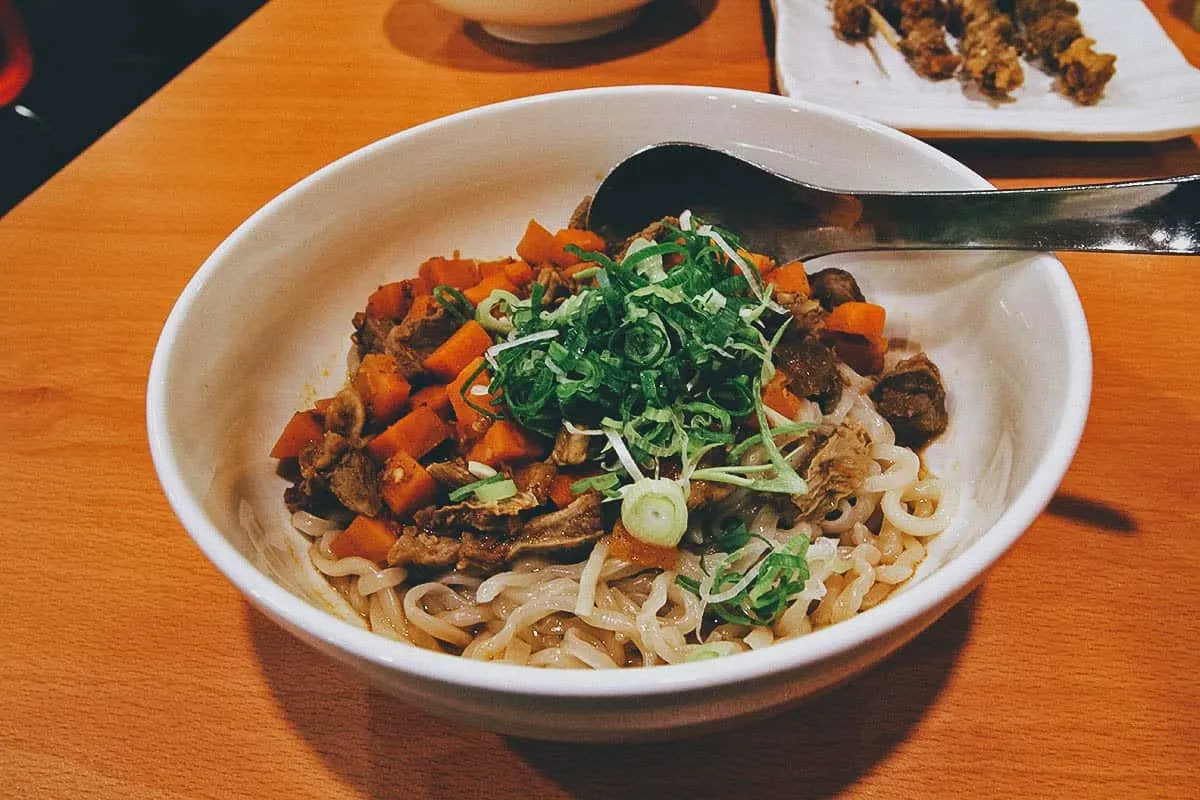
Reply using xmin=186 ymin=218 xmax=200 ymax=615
xmin=839 ymin=175 xmax=1200 ymax=257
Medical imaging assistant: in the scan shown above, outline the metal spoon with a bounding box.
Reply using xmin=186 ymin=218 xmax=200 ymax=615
xmin=585 ymin=142 xmax=1200 ymax=261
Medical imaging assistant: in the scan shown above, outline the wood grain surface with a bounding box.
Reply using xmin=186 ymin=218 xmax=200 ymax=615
xmin=1 ymin=1 xmax=1197 ymax=797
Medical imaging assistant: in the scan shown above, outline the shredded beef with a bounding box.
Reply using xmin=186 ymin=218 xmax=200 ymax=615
xmin=426 ymin=460 xmax=477 ymax=489
xmin=510 ymin=493 xmax=605 ymax=558
xmin=414 ymin=492 xmax=540 ymax=535
xmin=388 ymin=528 xmax=460 ymax=569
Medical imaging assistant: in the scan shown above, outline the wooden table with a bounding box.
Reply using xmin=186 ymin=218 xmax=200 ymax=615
xmin=2 ymin=1 xmax=1197 ymax=797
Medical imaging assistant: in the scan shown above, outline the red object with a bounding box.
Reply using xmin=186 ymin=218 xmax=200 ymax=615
xmin=0 ymin=1 xmax=33 ymax=107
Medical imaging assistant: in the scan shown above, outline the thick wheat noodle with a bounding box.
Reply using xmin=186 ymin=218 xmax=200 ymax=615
xmin=881 ymin=477 xmax=955 ymax=536
xmin=744 ymin=626 xmax=775 ymax=650
xmin=563 ymin=628 xmax=621 ymax=669
xmin=864 ymin=443 xmax=920 ymax=492
xmin=574 ymin=540 xmax=610 ymax=617
xmin=404 ymin=583 xmax=475 ymax=647
xmin=829 ymin=543 xmax=882 ymax=624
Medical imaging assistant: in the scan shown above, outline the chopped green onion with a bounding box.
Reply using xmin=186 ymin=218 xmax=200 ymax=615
xmin=473 ymin=478 xmax=517 ymax=504
xmin=685 ymin=641 xmax=741 ymax=662
xmin=728 ymin=422 xmax=816 ymax=461
xmin=621 ymin=478 xmax=688 ymax=548
xmin=432 ymin=284 xmax=474 ymax=323
xmin=571 ymin=473 xmax=621 ymax=496
xmin=447 ymin=473 xmax=506 ymax=503
xmin=475 ymin=291 xmax=520 ymax=334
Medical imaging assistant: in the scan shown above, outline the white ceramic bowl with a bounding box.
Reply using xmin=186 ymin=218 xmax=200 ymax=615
xmin=429 ymin=0 xmax=651 ymax=43
xmin=147 ymin=86 xmax=1091 ymax=742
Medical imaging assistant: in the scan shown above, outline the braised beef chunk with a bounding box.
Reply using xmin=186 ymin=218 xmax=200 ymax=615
xmin=414 ymin=492 xmax=540 ymax=534
xmin=870 ymin=353 xmax=949 ymax=448
xmin=391 ymin=298 xmax=457 ymax=357
xmin=300 ymin=432 xmax=350 ymax=476
xmin=323 ymin=388 xmax=366 ymax=441
xmin=686 ymin=480 xmax=735 ymax=511
xmin=289 ymin=431 xmax=370 ymax=515
xmin=550 ymin=426 xmax=591 ymax=466
xmin=773 ymin=335 xmax=843 ymax=411
xmin=388 ymin=528 xmax=460 ymax=569
xmin=426 ymin=460 xmax=477 ymax=489
xmin=352 ymin=313 xmax=396 ymax=357
xmin=382 ymin=336 xmax=426 ymax=379
xmin=513 ymin=461 xmax=558 ymax=505
xmin=809 ymin=268 xmax=865 ymax=311
xmin=510 ymin=493 xmax=604 ymax=557
xmin=327 ymin=449 xmax=382 ymax=517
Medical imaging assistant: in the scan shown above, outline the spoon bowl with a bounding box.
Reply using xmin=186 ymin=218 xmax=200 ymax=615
xmin=587 ymin=142 xmax=1200 ymax=261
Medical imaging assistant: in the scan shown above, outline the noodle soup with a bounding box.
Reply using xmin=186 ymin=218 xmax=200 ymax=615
xmin=271 ymin=210 xmax=954 ymax=668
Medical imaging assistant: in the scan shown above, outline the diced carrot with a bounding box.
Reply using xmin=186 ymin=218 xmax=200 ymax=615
xmin=462 ymin=272 xmax=520 ymax=306
xmin=447 ymin=357 xmax=497 ymax=444
xmin=550 ymin=228 xmax=606 ymax=268
xmin=516 ymin=219 xmax=556 ymax=266
xmin=761 ymin=370 xmax=803 ymax=420
xmin=824 ymin=301 xmax=886 ymax=341
xmin=467 ymin=420 xmax=546 ymax=468
xmin=418 ymin=255 xmax=480 ymax=290
xmin=503 ymin=259 xmax=534 ymax=286
xmin=478 ymin=258 xmax=512 ymax=279
xmin=365 ymin=279 xmax=421 ymax=320
xmin=352 ymin=353 xmax=412 ymax=424
xmin=739 ymin=250 xmax=776 ymax=279
xmin=410 ymin=384 xmax=452 ymax=420
xmin=478 ymin=258 xmax=534 ymax=287
xmin=270 ymin=410 xmax=324 ymax=458
xmin=823 ymin=331 xmax=888 ymax=376
xmin=771 ymin=260 xmax=810 ymax=296
xmin=379 ymin=449 xmax=438 ymax=519
xmin=548 ymin=473 xmax=580 ymax=509
xmin=422 ymin=320 xmax=494 ymax=383
xmin=609 ymin=520 xmax=678 ymax=571
xmin=547 ymin=468 xmax=603 ymax=509
xmin=329 ymin=515 xmax=398 ymax=563
xmin=366 ymin=406 xmax=453 ymax=462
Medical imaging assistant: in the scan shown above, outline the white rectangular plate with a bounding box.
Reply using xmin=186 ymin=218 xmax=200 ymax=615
xmin=771 ymin=0 xmax=1200 ymax=141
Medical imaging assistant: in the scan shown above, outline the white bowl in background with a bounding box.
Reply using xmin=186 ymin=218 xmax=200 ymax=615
xmin=429 ymin=0 xmax=652 ymax=43
xmin=147 ymin=86 xmax=1091 ymax=742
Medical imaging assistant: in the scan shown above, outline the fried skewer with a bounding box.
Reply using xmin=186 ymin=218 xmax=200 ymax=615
xmin=1014 ymin=0 xmax=1115 ymax=104
xmin=884 ymin=0 xmax=962 ymax=80
xmin=833 ymin=0 xmax=878 ymax=41
xmin=947 ymin=0 xmax=1024 ymax=98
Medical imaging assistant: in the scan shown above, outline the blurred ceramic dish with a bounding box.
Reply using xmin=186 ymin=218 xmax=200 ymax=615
xmin=771 ymin=0 xmax=1200 ymax=141
xmin=147 ymin=85 xmax=1091 ymax=741
xmin=429 ymin=0 xmax=651 ymax=43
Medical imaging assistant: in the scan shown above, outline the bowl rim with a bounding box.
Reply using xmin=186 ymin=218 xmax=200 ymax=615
xmin=147 ymin=84 xmax=1092 ymax=698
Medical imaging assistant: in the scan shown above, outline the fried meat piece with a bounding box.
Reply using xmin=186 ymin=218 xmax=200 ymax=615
xmin=1014 ymin=0 xmax=1114 ymax=104
xmin=1056 ymin=37 xmax=1115 ymax=105
xmin=949 ymin=0 xmax=1024 ymax=97
xmin=834 ymin=0 xmax=877 ymax=40
xmin=884 ymin=0 xmax=961 ymax=81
